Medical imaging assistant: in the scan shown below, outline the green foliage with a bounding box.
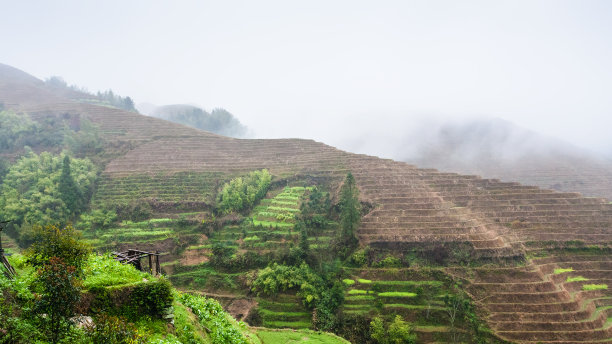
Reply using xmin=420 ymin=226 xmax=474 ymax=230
xmin=583 ymin=284 xmax=607 ymax=290
xmin=553 ymin=268 xmax=574 ymax=274
xmin=217 ymin=169 xmax=271 ymax=214
xmin=340 ymin=173 xmax=360 ymax=239
xmin=251 ymin=263 xmax=324 ymax=308
xmin=58 ymin=155 xmax=84 ymax=215
xmin=375 ymin=255 xmax=401 ymax=268
xmin=370 ymin=315 xmax=416 ymax=344
xmin=26 ymin=224 xmax=90 ymax=273
xmin=566 ymin=276 xmax=588 ymax=282
xmin=348 ymin=247 xmax=369 ymax=267
xmin=33 ymin=256 xmax=83 ymax=343
xmin=0 ymin=111 xmax=39 ymax=151
xmin=335 ymin=173 xmax=360 ymax=257
xmin=180 ymin=293 xmax=249 ymax=344
xmin=22 ymin=224 xmax=90 ymax=343
xmin=78 ymin=209 xmax=118 ymax=231
xmin=313 ymin=282 xmax=345 ymax=331
xmin=0 ymin=272 xmax=41 ymax=343
xmin=131 ymin=277 xmax=174 ymax=319
xmin=84 ymin=314 xmax=147 ymax=344
xmin=0 ymin=151 xmax=97 ymax=233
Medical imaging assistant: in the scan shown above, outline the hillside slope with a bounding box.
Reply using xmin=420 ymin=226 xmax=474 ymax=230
xmin=1 ymin=63 xmax=611 ymax=343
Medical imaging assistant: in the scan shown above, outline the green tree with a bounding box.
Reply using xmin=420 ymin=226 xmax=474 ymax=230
xmin=27 ymin=224 xmax=90 ymax=343
xmin=34 ymin=257 xmax=82 ymax=343
xmin=58 ymin=155 xmax=82 ymax=215
xmin=370 ymin=315 xmax=416 ymax=344
xmin=26 ymin=224 xmax=90 ymax=273
xmin=340 ymin=172 xmax=360 ymax=239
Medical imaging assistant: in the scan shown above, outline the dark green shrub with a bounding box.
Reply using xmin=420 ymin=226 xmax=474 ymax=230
xmin=130 ymin=278 xmax=173 ymax=319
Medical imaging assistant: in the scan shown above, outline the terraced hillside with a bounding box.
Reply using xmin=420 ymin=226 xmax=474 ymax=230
xmin=1 ymin=63 xmax=612 ymax=342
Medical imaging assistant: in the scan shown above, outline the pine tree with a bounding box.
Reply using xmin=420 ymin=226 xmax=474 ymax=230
xmin=58 ymin=155 xmax=82 ymax=215
xmin=340 ymin=172 xmax=360 ymax=242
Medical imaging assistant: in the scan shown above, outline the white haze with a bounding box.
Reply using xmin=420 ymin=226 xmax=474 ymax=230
xmin=1 ymin=1 xmax=612 ymax=159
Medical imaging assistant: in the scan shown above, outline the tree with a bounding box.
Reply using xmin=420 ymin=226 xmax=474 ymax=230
xmin=443 ymin=294 xmax=471 ymax=344
xmin=34 ymin=257 xmax=82 ymax=343
xmin=27 ymin=225 xmax=90 ymax=343
xmin=337 ymin=172 xmax=360 ymax=252
xmin=58 ymin=155 xmax=82 ymax=215
xmin=370 ymin=315 xmax=416 ymax=344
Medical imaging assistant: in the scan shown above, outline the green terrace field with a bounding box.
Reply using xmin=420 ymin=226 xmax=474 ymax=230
xmin=341 ymin=268 xmax=460 ymax=342
xmin=83 ymin=214 xmax=206 ymax=256
xmin=252 ymin=186 xmax=310 ymax=228
xmin=257 ymin=294 xmax=312 ymax=329
xmin=255 ymin=329 xmax=350 ymax=344
xmin=92 ymin=171 xmax=226 ymax=206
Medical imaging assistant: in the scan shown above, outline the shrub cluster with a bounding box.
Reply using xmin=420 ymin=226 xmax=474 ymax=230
xmin=216 ymin=169 xmax=271 ymax=214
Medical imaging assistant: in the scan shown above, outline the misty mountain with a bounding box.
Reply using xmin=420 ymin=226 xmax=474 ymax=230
xmin=139 ymin=103 xmax=248 ymax=138
xmin=401 ymin=118 xmax=612 ymax=200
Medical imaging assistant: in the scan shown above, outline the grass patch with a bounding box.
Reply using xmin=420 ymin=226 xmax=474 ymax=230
xmin=566 ymin=276 xmax=589 ymax=282
xmin=348 ymin=289 xmax=374 ymax=295
xmin=83 ymin=254 xmax=147 ymax=289
xmin=342 ymin=279 xmax=355 ymax=286
xmin=345 ymin=295 xmax=376 ymax=301
xmin=256 ymin=329 xmax=349 ymax=343
xmin=373 ymin=280 xmax=443 ymax=286
xmin=358 ymin=278 xmax=372 ymax=284
xmin=378 ymin=292 xmax=417 ymax=298
xmin=554 ymin=268 xmax=574 ymax=274
xmin=583 ymin=284 xmax=608 ymax=291
xmin=263 ymin=320 xmax=312 ymax=328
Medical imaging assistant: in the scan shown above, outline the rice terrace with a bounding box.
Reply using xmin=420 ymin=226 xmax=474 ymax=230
xmin=1 ymin=2 xmax=612 ymax=343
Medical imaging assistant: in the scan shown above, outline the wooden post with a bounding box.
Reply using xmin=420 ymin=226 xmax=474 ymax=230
xmin=148 ymin=254 xmax=153 ymax=274
xmin=155 ymin=251 xmax=161 ymax=275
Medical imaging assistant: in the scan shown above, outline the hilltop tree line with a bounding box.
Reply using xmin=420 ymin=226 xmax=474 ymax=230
xmin=45 ymin=76 xmax=137 ymax=112
xmin=148 ymin=105 xmax=248 ymax=138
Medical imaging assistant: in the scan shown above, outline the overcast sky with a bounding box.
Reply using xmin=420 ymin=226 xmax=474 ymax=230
xmin=2 ymin=1 xmax=611 ymax=158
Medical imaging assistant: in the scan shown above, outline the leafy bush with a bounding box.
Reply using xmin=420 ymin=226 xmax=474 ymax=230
xmin=130 ymin=277 xmax=174 ymax=318
xmin=375 ymin=256 xmax=402 ymax=268
xmin=180 ymin=293 xmax=249 ymax=344
xmin=250 ymin=263 xmax=324 ymax=308
xmin=370 ymin=315 xmax=416 ymax=344
xmin=26 ymin=224 xmax=90 ymax=274
xmin=217 ymin=169 xmax=271 ymax=214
